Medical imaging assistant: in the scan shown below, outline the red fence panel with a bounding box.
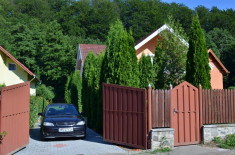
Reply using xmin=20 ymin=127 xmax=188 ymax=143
xmin=151 ymin=90 xmax=170 ymax=128
xmin=202 ymin=89 xmax=235 ymax=124
xmin=0 ymin=82 xmax=30 ymax=155
xmin=103 ymin=83 xmax=147 ymax=149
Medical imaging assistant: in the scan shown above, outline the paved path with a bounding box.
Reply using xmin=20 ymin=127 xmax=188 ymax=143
xmin=14 ymin=123 xmax=126 ymax=155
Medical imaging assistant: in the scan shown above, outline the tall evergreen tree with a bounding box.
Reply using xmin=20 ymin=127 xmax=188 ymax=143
xmin=139 ymin=54 xmax=155 ymax=89
xmin=70 ymin=70 xmax=82 ymax=112
xmin=102 ymin=20 xmax=139 ymax=87
xmin=82 ymin=52 xmax=96 ymax=127
xmin=94 ymin=52 xmax=104 ymax=133
xmin=186 ymin=15 xmax=211 ymax=88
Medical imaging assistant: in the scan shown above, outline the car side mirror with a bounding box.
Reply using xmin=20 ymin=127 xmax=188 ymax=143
xmin=38 ymin=112 xmax=44 ymax=116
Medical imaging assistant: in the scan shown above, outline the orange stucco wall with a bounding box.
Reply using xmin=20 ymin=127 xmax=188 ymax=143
xmin=136 ymin=36 xmax=160 ymax=60
xmin=209 ymin=55 xmax=223 ymax=89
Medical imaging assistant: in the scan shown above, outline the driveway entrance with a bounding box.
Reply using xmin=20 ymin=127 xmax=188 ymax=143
xmin=14 ymin=122 xmax=126 ymax=155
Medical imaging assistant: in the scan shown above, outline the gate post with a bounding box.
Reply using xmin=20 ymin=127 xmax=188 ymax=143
xmin=198 ymin=84 xmax=203 ymax=141
xmin=148 ymin=84 xmax=152 ymax=133
xmin=147 ymin=84 xmax=152 ymax=149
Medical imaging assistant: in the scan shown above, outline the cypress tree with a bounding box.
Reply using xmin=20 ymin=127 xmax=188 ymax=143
xmin=94 ymin=52 xmax=104 ymax=133
xmin=186 ymin=15 xmax=211 ymax=88
xmin=82 ymin=52 xmax=96 ymax=128
xmin=64 ymin=75 xmax=72 ymax=104
xmin=70 ymin=70 xmax=82 ymax=112
xmin=139 ymin=54 xmax=155 ymax=89
xmin=102 ymin=20 xmax=139 ymax=87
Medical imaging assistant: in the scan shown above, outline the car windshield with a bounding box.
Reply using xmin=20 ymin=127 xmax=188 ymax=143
xmin=45 ymin=104 xmax=79 ymax=116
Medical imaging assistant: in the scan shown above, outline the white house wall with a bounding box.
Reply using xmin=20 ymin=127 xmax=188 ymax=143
xmin=0 ymin=52 xmax=36 ymax=95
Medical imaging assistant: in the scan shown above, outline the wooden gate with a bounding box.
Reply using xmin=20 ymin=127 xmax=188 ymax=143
xmin=170 ymin=81 xmax=200 ymax=146
xmin=103 ymin=83 xmax=147 ymax=149
xmin=0 ymin=82 xmax=30 ymax=155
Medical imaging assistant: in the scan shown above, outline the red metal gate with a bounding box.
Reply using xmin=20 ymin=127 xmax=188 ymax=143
xmin=170 ymin=81 xmax=200 ymax=146
xmin=0 ymin=82 xmax=30 ymax=155
xmin=103 ymin=83 xmax=147 ymax=149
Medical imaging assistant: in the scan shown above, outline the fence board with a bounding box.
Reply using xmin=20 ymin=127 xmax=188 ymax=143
xmin=103 ymin=83 xmax=147 ymax=149
xmin=202 ymin=89 xmax=235 ymax=124
xmin=151 ymin=90 xmax=170 ymax=128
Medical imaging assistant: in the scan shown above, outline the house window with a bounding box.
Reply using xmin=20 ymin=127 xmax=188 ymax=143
xmin=8 ymin=63 xmax=16 ymax=71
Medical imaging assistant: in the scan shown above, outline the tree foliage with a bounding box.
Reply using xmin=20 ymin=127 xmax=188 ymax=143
xmin=36 ymin=84 xmax=55 ymax=101
xmin=64 ymin=70 xmax=82 ymax=112
xmin=186 ymin=15 xmax=211 ymax=88
xmin=82 ymin=52 xmax=96 ymax=128
xmin=154 ymin=17 xmax=188 ymax=89
xmin=139 ymin=55 xmax=155 ymax=89
xmin=0 ymin=0 xmax=234 ymax=99
xmin=102 ymin=20 xmax=139 ymax=87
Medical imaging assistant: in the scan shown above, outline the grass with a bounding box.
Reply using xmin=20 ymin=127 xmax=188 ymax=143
xmin=213 ymin=134 xmax=235 ymax=149
xmin=151 ymin=147 xmax=171 ymax=154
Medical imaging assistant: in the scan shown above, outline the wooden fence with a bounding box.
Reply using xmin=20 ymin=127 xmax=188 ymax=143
xmin=103 ymin=83 xmax=148 ymax=149
xmin=151 ymin=90 xmax=170 ymax=128
xmin=202 ymin=89 xmax=235 ymax=124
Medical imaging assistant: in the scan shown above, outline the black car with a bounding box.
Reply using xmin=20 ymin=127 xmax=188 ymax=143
xmin=38 ymin=103 xmax=86 ymax=140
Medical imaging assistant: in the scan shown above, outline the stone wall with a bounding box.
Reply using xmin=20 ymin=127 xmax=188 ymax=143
xmin=151 ymin=128 xmax=174 ymax=149
xmin=203 ymin=124 xmax=235 ymax=143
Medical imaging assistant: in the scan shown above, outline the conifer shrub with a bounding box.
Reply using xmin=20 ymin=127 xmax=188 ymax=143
xmin=139 ymin=54 xmax=155 ymax=89
xmin=186 ymin=15 xmax=211 ymax=88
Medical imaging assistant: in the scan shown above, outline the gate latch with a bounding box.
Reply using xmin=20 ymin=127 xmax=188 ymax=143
xmin=174 ymin=108 xmax=178 ymax=115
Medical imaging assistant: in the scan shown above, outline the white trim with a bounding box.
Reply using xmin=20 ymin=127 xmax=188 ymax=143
xmin=134 ymin=24 xmax=189 ymax=50
xmin=75 ymin=44 xmax=82 ymax=72
xmin=209 ymin=63 xmax=214 ymax=70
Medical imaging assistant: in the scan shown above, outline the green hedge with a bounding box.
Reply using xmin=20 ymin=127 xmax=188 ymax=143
xmin=30 ymin=96 xmax=46 ymax=128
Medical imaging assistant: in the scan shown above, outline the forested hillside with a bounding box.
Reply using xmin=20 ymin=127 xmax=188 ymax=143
xmin=0 ymin=0 xmax=234 ymax=100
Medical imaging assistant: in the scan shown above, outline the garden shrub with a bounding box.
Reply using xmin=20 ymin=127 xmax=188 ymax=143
xmin=228 ymin=86 xmax=235 ymax=89
xmin=70 ymin=70 xmax=82 ymax=112
xmin=30 ymin=96 xmax=46 ymax=128
xmin=0 ymin=83 xmax=6 ymax=95
xmin=36 ymin=84 xmax=55 ymax=101
xmin=213 ymin=134 xmax=235 ymax=149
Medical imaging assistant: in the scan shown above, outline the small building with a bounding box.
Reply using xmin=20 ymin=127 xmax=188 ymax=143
xmin=0 ymin=46 xmax=40 ymax=95
xmin=208 ymin=49 xmax=229 ymax=89
xmin=75 ymin=44 xmax=106 ymax=75
xmin=135 ymin=24 xmax=188 ymax=61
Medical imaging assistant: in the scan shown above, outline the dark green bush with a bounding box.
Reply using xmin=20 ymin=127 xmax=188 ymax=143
xmin=70 ymin=70 xmax=82 ymax=112
xmin=213 ymin=137 xmax=222 ymax=143
xmin=228 ymin=86 xmax=235 ymax=89
xmin=64 ymin=71 xmax=82 ymax=112
xmin=30 ymin=96 xmax=46 ymax=128
xmin=213 ymin=134 xmax=235 ymax=149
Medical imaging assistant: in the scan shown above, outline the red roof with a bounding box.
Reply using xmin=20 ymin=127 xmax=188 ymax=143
xmin=208 ymin=49 xmax=229 ymax=74
xmin=0 ymin=46 xmax=40 ymax=82
xmin=80 ymin=44 xmax=106 ymax=63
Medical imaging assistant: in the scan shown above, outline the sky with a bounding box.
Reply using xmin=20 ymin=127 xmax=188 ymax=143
xmin=161 ymin=0 xmax=235 ymax=10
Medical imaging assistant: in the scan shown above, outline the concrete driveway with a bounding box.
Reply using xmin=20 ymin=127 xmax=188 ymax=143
xmin=14 ymin=123 xmax=126 ymax=155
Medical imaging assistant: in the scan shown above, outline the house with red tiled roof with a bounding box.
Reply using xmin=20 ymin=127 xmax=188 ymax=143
xmin=134 ymin=24 xmax=229 ymax=89
xmin=0 ymin=46 xmax=40 ymax=95
xmin=76 ymin=25 xmax=229 ymax=89
xmin=75 ymin=44 xmax=106 ymax=74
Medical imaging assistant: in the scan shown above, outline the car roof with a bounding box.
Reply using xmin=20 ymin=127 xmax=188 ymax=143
xmin=48 ymin=103 xmax=75 ymax=106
